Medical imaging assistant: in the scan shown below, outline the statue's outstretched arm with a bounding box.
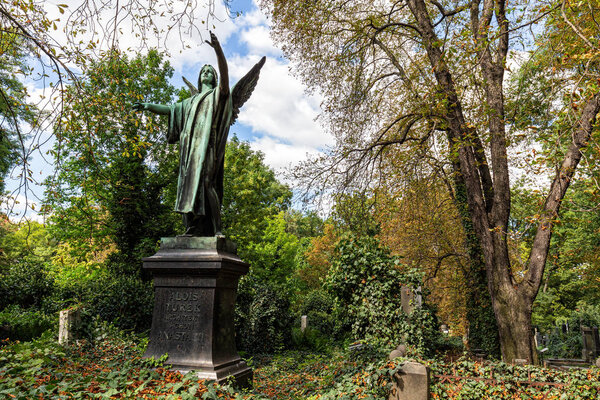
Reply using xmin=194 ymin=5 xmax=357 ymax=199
xmin=205 ymin=32 xmax=229 ymax=96
xmin=132 ymin=102 xmax=170 ymax=115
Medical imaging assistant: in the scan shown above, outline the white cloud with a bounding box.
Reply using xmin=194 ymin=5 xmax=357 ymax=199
xmin=249 ymin=136 xmax=321 ymax=174
xmin=231 ymin=54 xmax=330 ymax=149
xmin=223 ymin=2 xmax=332 ymax=179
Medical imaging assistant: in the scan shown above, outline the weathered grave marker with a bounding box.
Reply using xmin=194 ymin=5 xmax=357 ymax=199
xmin=389 ymin=361 xmax=430 ymax=400
xmin=301 ymin=315 xmax=308 ymax=332
xmin=58 ymin=308 xmax=80 ymax=345
xmin=581 ymin=326 xmax=600 ymax=362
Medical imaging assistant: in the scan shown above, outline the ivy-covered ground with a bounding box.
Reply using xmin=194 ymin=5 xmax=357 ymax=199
xmin=1 ymin=334 xmax=600 ymax=399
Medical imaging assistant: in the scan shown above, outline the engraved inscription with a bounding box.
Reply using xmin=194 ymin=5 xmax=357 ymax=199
xmin=156 ymin=288 xmax=206 ymax=347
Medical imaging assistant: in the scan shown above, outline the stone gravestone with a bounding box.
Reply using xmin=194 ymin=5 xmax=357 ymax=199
xmin=389 ymin=361 xmax=430 ymax=400
xmin=401 ymin=286 xmax=414 ymax=314
xmin=58 ymin=308 xmax=80 ymax=345
xmin=143 ymin=236 xmax=252 ymax=385
xmin=301 ymin=315 xmax=308 ymax=333
xmin=401 ymin=286 xmax=422 ymax=314
xmin=581 ymin=326 xmax=600 ymax=362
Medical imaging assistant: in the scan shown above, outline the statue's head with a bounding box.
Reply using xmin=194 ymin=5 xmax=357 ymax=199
xmin=198 ymin=64 xmax=217 ymax=88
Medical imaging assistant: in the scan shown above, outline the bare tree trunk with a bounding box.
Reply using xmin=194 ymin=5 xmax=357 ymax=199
xmin=492 ymin=287 xmax=535 ymax=362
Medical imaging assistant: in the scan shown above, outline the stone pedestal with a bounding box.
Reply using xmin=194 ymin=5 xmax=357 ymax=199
xmin=143 ymin=236 xmax=252 ymax=386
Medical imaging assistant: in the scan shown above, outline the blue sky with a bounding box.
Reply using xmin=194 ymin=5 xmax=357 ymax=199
xmin=7 ymin=0 xmax=333 ymax=220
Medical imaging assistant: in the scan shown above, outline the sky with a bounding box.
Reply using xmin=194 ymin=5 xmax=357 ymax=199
xmin=6 ymin=0 xmax=333 ymax=221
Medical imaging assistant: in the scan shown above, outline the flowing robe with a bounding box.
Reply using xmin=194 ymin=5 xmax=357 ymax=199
xmin=167 ymin=88 xmax=233 ymax=216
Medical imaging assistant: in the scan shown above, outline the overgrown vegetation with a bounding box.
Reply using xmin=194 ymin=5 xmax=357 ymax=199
xmin=2 ymin=331 xmax=600 ymax=399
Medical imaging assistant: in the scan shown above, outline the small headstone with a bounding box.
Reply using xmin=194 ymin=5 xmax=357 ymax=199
xmin=513 ymin=358 xmax=528 ymax=366
xmin=389 ymin=361 xmax=430 ymax=400
xmin=401 ymin=286 xmax=414 ymax=314
xmin=58 ymin=308 xmax=80 ymax=345
xmin=415 ymin=286 xmax=422 ymax=308
xmin=301 ymin=315 xmax=308 ymax=332
xmin=596 ymin=357 xmax=600 ymax=368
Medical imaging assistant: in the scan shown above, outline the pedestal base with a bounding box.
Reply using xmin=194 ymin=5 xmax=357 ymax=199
xmin=143 ymin=236 xmax=252 ymax=386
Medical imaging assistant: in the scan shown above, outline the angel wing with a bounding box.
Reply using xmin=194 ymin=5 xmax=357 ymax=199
xmin=230 ymin=56 xmax=266 ymax=126
xmin=182 ymin=76 xmax=199 ymax=95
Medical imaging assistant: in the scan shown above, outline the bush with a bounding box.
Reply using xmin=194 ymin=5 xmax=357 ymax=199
xmin=0 ymin=261 xmax=55 ymax=310
xmin=291 ymin=326 xmax=332 ymax=352
xmin=325 ymin=233 xmax=440 ymax=355
xmin=546 ymin=302 xmax=600 ymax=359
xmin=298 ymin=289 xmax=337 ymax=335
xmin=84 ymin=275 xmax=154 ymax=333
xmin=235 ymin=277 xmax=293 ymax=354
xmin=0 ymin=305 xmax=54 ymax=342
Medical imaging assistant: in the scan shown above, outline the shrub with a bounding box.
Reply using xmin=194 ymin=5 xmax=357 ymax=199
xmin=84 ymin=275 xmax=154 ymax=333
xmin=235 ymin=277 xmax=293 ymax=354
xmin=0 ymin=261 xmax=55 ymax=310
xmin=546 ymin=302 xmax=600 ymax=359
xmin=325 ymin=233 xmax=440 ymax=355
xmin=291 ymin=326 xmax=333 ymax=352
xmin=0 ymin=305 xmax=54 ymax=342
xmin=298 ymin=289 xmax=337 ymax=336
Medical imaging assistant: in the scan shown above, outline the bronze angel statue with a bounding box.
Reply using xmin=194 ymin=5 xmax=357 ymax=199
xmin=133 ymin=32 xmax=266 ymax=236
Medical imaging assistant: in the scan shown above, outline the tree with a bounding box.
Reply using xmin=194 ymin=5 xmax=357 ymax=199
xmin=45 ymin=50 xmax=179 ymax=276
xmin=376 ymin=174 xmax=498 ymax=354
xmin=222 ymin=136 xmax=292 ymax=248
xmin=261 ymin=0 xmax=600 ymax=361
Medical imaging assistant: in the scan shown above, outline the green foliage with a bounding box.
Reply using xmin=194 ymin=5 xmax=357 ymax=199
xmin=250 ymin=348 xmax=403 ymax=399
xmin=0 ymin=332 xmax=236 ymax=399
xmin=0 ymin=37 xmax=37 ymax=194
xmin=0 ymin=260 xmax=55 ymax=310
xmin=222 ymin=137 xmax=296 ymax=284
xmin=326 ymin=233 xmax=439 ymax=355
xmin=298 ymin=289 xmax=336 ymax=336
xmin=244 ymin=211 xmax=304 ymax=287
xmin=545 ymin=303 xmax=600 ymax=359
xmin=0 ymin=305 xmax=54 ymax=342
xmin=223 ymin=136 xmax=292 ymax=245
xmin=45 ymin=49 xmax=180 ymax=274
xmin=0 ymin=221 xmax=57 ymax=269
xmin=84 ymin=275 xmax=154 ymax=332
xmin=235 ymin=277 xmax=293 ymax=354
xmin=291 ymin=290 xmax=338 ymax=351
xmin=526 ymin=179 xmax=600 ymax=331
xmin=291 ymin=327 xmax=332 ymax=352
xmin=331 ymin=193 xmax=379 ymax=236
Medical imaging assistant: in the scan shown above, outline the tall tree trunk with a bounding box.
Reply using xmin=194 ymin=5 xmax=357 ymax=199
xmin=492 ymin=287 xmax=535 ymax=362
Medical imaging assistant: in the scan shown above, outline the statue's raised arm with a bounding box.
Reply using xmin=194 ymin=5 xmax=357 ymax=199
xmin=205 ymin=32 xmax=229 ymax=97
